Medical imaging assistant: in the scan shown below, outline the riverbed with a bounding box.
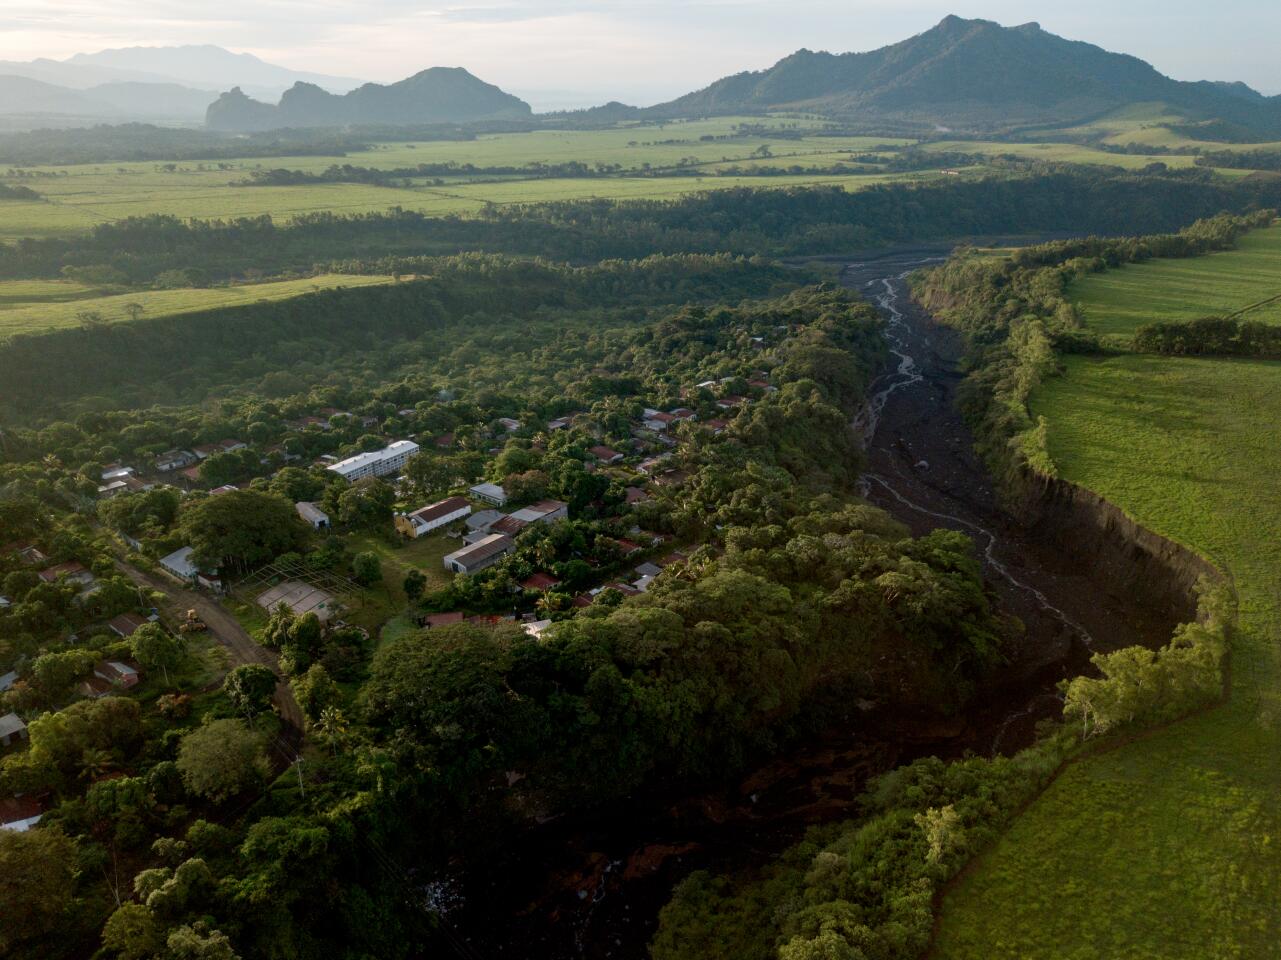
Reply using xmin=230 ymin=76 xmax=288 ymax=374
xmin=441 ymin=250 xmax=1177 ymax=960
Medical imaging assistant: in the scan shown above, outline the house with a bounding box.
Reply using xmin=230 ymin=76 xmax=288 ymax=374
xmin=520 ymin=572 xmax=561 ymax=591
xmin=669 ymin=408 xmax=697 ymax=422
xmin=657 ymin=551 xmax=688 ymax=568
xmin=101 ymin=464 xmax=135 ymax=482
xmin=488 ymin=515 xmax=528 ymax=537
xmin=497 ymin=417 xmax=522 ymax=432
xmin=0 ymin=671 xmax=17 ymax=692
xmin=38 ymin=561 xmax=94 ymax=587
xmin=398 ymin=408 xmax=418 ymax=418
xmin=547 ymin=417 xmax=571 ymax=431
xmin=443 ymin=534 xmax=513 ymax=575
xmin=509 ymin=499 xmax=569 ymax=525
xmin=296 ymin=501 xmax=331 ymax=530
xmin=523 ymin=619 xmax=554 ymax=639
xmin=653 ymin=469 xmax=690 ymax=488
xmin=289 ymin=416 xmax=331 ymax=431
xmin=588 ymin=445 xmax=624 ymax=465
xmin=97 ymin=480 xmax=129 ymax=498
xmin=261 ymin=444 xmax=300 ymax=464
xmin=180 ymin=466 xmax=203 ymax=484
xmin=79 ymin=677 xmax=114 ymax=699
xmin=192 ymin=443 xmax=220 ymax=460
xmin=3 ymin=542 xmax=47 ymax=565
xmin=395 ymin=496 xmax=472 ymax=539
xmin=107 ymin=612 xmax=148 ymax=638
xmin=703 ymin=418 xmax=728 ymax=435
xmin=94 ymin=660 xmax=140 ymax=689
xmin=634 ymin=561 xmax=663 ymax=578
xmin=466 ymin=509 xmax=504 ymax=533
xmin=0 ymin=712 xmax=27 ymax=747
xmin=420 ymin=611 xmax=465 ymax=629
xmin=469 ymin=482 xmax=508 ymax=507
xmin=615 ymin=538 xmax=643 ymax=557
xmin=160 ymin=546 xmax=200 ymax=582
xmin=716 ymin=395 xmax=747 ymax=410
xmin=625 ymin=486 xmax=650 ymax=505
xmin=638 ymin=455 xmax=671 ymax=475
xmin=0 ymin=796 xmax=43 ymax=832
xmin=209 ymin=485 xmax=238 ymax=496
xmin=642 ymin=412 xmax=676 ymax=432
xmin=155 ymin=449 xmax=197 ymax=472
xmin=434 ymin=433 xmax=455 ymax=449
xmin=327 ymin=440 xmax=420 ymax=483
xmin=197 ymin=571 xmax=225 ymax=593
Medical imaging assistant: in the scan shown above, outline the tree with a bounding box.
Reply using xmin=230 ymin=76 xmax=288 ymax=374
xmin=352 ymin=551 xmax=382 ymax=586
xmin=122 ymin=301 xmax=146 ymax=323
xmin=334 ymin=478 xmax=395 ymax=529
xmin=130 ymin=623 xmax=185 ymax=685
xmin=102 ymin=903 xmax=163 ymax=960
xmin=182 ymin=490 xmax=305 ymax=576
xmin=291 ymin=663 xmax=339 ymax=723
xmin=315 ymin=705 xmax=348 ymax=757
xmin=0 ymin=826 xmax=78 ymax=957
xmin=176 ymin=719 xmax=269 ymax=803
xmin=31 ymin=648 xmax=95 ymax=700
xmin=165 ymin=923 xmax=241 ymax=960
xmin=403 ymin=568 xmax=427 ymax=602
xmin=222 ymin=664 xmax=277 ymax=718
xmin=915 ymin=803 xmax=965 ymax=867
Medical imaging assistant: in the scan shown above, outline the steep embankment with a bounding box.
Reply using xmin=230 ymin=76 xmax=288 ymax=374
xmin=930 ymin=234 xmax=1281 ymax=958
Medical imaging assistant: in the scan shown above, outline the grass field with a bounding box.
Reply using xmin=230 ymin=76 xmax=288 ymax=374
xmin=0 ymin=273 xmax=394 ymax=336
xmin=1068 ymin=224 xmax=1281 ymax=336
xmin=931 ymin=235 xmax=1281 ymax=959
xmin=4 ymin=114 xmax=1266 ymax=242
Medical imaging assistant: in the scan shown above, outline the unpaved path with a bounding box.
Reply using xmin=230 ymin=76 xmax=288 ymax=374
xmin=115 ymin=559 xmax=305 ymax=741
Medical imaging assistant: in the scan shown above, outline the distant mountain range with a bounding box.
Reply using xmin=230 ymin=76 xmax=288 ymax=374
xmin=0 ymin=46 xmax=363 ymax=126
xmin=4 ymin=19 xmax=1281 ymax=140
xmin=646 ymin=16 xmax=1281 ymax=137
xmin=205 ymin=68 xmax=533 ymax=131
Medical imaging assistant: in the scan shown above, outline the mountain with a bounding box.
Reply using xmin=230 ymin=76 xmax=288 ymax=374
xmin=87 ymin=82 xmax=219 ymax=119
xmin=68 ymin=46 xmax=362 ymax=99
xmin=0 ymin=75 xmax=119 ymax=118
xmin=650 ymin=16 xmax=1281 ymax=137
xmin=206 ymin=68 xmax=533 ymax=131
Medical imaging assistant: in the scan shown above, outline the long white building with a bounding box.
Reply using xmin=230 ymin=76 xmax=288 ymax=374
xmin=326 ymin=440 xmax=420 ymax=483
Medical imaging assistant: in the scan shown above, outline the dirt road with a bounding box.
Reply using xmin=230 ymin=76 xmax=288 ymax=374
xmin=115 ymin=559 xmax=305 ymax=741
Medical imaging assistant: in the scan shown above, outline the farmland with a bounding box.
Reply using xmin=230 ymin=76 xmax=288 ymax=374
xmin=0 ymin=272 xmax=394 ymax=337
xmin=931 ymin=231 xmax=1281 ymax=958
xmin=1070 ymin=223 xmax=1281 ymax=336
xmin=1 ymin=114 xmax=1270 ymax=242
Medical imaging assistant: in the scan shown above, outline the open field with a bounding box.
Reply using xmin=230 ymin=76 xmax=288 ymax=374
xmin=1069 ymin=223 xmax=1281 ymax=335
xmin=0 ymin=273 xmax=394 ymax=336
xmin=347 ymin=529 xmax=456 ymax=606
xmin=932 ymin=229 xmax=1281 ymax=958
xmin=3 ymin=115 xmax=1269 ymax=242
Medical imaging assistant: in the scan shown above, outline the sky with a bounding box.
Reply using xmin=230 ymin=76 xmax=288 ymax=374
xmin=2 ymin=1 xmax=1279 ymax=109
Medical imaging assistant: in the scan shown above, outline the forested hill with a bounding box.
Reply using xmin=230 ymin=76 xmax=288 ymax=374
xmin=206 ymin=67 xmax=532 ymax=131
xmin=649 ymin=15 xmax=1281 ymax=137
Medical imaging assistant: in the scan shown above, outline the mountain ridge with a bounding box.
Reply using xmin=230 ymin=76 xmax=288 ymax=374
xmin=645 ymin=16 xmax=1281 ymax=136
xmin=206 ymin=67 xmax=533 ymax=131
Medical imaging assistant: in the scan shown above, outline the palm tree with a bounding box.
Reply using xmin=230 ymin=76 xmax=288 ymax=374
xmin=79 ymin=747 xmax=115 ymax=782
xmin=315 ymin=706 xmax=348 ymax=758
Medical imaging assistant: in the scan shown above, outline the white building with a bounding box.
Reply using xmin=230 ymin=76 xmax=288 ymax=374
xmin=159 ymin=546 xmax=200 ymax=582
xmin=327 ymin=440 xmax=420 ymax=483
xmin=443 ymin=533 xmax=513 ymax=574
xmin=296 ymin=501 xmax=330 ymax=529
xmin=469 ymin=482 xmax=508 ymax=506
xmin=396 ymin=496 xmax=472 ymax=539
xmin=0 ymin=712 xmax=27 ymax=747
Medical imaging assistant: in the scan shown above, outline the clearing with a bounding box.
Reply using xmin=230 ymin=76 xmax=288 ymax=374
xmin=0 ymin=273 xmax=394 ymax=337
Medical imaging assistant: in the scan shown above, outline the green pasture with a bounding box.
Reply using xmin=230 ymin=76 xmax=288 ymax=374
xmin=933 ymin=228 xmax=1281 ymax=958
xmin=1069 ymin=223 xmax=1281 ymax=335
xmin=0 ymin=273 xmax=394 ymax=336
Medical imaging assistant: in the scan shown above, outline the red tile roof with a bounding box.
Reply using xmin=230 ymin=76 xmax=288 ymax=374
xmin=521 ymin=572 xmax=561 ymax=591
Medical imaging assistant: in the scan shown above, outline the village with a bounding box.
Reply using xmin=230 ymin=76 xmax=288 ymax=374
xmin=0 ymin=364 xmax=780 ymax=831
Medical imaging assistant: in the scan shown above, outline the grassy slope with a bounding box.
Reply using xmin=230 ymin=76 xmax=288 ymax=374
xmin=932 ymin=240 xmax=1281 ymax=959
xmin=0 ymin=273 xmax=393 ymax=336
xmin=1070 ymin=225 xmax=1281 ymax=335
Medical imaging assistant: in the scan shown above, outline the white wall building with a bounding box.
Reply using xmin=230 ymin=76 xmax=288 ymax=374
xmin=326 ymin=440 xmax=420 ymax=483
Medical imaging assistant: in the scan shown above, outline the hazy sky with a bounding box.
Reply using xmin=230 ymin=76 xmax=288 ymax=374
xmin=3 ymin=1 xmax=1279 ymax=108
